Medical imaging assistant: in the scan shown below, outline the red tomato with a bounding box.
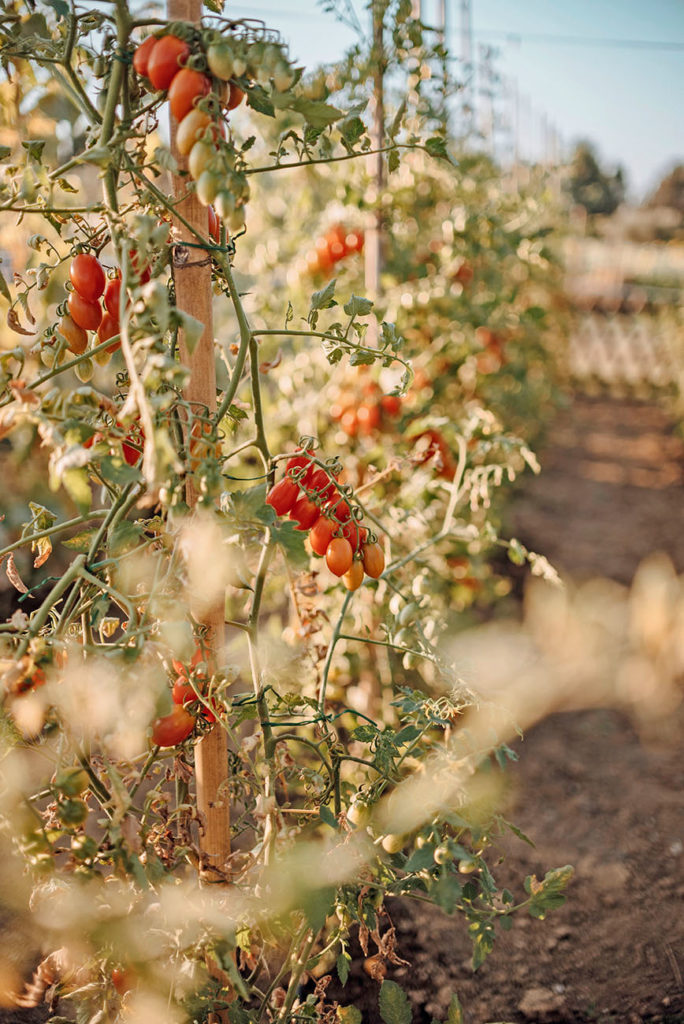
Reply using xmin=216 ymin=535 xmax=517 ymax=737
xmin=207 ymin=205 xmax=220 ymax=243
xmin=340 ymin=408 xmax=358 ymax=437
xmin=309 ymin=515 xmax=336 ymax=557
xmin=132 ymin=35 xmax=157 ymax=78
xmin=343 ymin=560 xmax=364 ymax=591
xmin=147 ymin=35 xmax=190 ymax=92
xmin=168 ymin=68 xmax=211 ymax=121
xmin=289 ymin=497 xmax=320 ymax=531
xmin=356 ymin=403 xmax=381 ymax=435
xmin=345 ymin=230 xmax=364 ymax=253
xmin=266 ymin=477 xmax=299 ymax=516
xmin=326 ymin=537 xmax=353 ymax=577
xmin=151 ymin=705 xmax=195 ymax=747
xmin=58 ymin=313 xmax=88 ymax=355
xmin=97 ymin=312 xmax=120 ymax=353
xmin=122 ymin=438 xmax=141 ymax=466
xmin=342 ymin=520 xmax=367 ymax=552
xmin=362 ymin=542 xmax=385 ymax=579
xmin=172 ymin=678 xmax=197 ymax=706
xmin=129 ymin=249 xmax=151 ymax=284
xmin=104 ymin=277 xmax=122 ymax=319
xmin=314 ymin=238 xmax=334 ymax=274
xmin=70 ymin=253 xmax=105 ymax=302
xmin=67 ymin=290 xmax=102 ymax=331
xmin=328 ymin=499 xmax=351 ymax=523
xmin=325 ymin=224 xmax=348 ymax=262
xmin=380 ymin=394 xmax=401 ymax=417
xmin=307 ymin=468 xmax=336 ymax=502
xmin=226 ymin=82 xmax=245 ymax=110
xmin=413 ymin=429 xmax=456 ymax=478
xmin=111 ymin=967 xmax=134 ymax=995
xmin=286 ymin=450 xmax=315 ymax=485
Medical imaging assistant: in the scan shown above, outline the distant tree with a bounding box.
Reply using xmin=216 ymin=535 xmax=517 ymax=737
xmin=567 ymin=141 xmax=625 ymax=216
xmin=647 ymin=164 xmax=684 ymax=214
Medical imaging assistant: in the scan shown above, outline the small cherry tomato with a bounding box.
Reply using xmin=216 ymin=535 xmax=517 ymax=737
xmin=172 ymin=678 xmax=197 ymax=706
xmin=226 ymin=82 xmax=245 ymax=110
xmin=58 ymin=313 xmax=88 ymax=355
xmin=103 ymin=277 xmax=122 ymax=319
xmin=289 ymin=496 xmax=320 ymax=531
xmin=122 ymin=438 xmax=141 ymax=466
xmin=380 ymin=394 xmax=401 ymax=417
xmin=70 ymin=253 xmax=105 ymax=302
xmin=326 ymin=537 xmax=353 ymax=577
xmin=168 ymin=67 xmax=211 ymax=121
xmin=286 ymin=450 xmax=315 ymax=485
xmin=132 ymin=35 xmax=157 ymax=79
xmin=362 ymin=542 xmax=385 ymax=579
xmin=189 ymin=138 xmax=218 ymax=181
xmin=345 ymin=230 xmax=364 ymax=253
xmin=340 ymin=408 xmax=358 ymax=437
xmin=325 ymin=224 xmax=348 ymax=262
xmin=307 ymin=468 xmax=336 ymax=501
xmin=341 ymin=520 xmax=367 ymax=552
xmin=309 ymin=515 xmax=336 ymax=557
xmin=343 ymin=559 xmax=364 ymax=591
xmin=356 ymin=403 xmax=381 ymax=435
xmin=67 ymin=290 xmax=102 ymax=331
xmin=147 ymin=35 xmax=190 ymax=92
xmin=111 ymin=967 xmax=134 ymax=996
xmin=207 ymin=205 xmax=220 ymax=243
xmin=266 ymin=477 xmax=299 ymax=516
xmin=97 ymin=312 xmax=120 ymax=353
xmin=151 ymin=705 xmax=195 ymax=747
xmin=328 ymin=499 xmax=351 ymax=523
xmin=176 ymin=108 xmax=213 ymax=156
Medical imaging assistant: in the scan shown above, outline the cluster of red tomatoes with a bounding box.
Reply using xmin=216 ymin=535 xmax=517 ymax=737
xmin=133 ymin=31 xmax=260 ymax=231
xmin=266 ymin=449 xmax=385 ymax=590
xmin=56 ymin=253 xmax=124 ymax=361
xmin=331 ymin=379 xmax=402 ymax=438
xmin=83 ymin=415 xmax=143 ymax=468
xmin=151 ymin=647 xmax=218 ymax=747
xmin=304 ymin=224 xmax=364 ymax=278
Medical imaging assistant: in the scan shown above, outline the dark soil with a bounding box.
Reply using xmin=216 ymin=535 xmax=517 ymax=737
xmin=337 ymin=395 xmax=684 ymax=1023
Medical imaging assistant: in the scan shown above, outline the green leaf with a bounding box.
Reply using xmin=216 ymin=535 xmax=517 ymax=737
xmin=98 ymin=455 xmax=140 ymax=487
xmin=507 ymin=538 xmax=527 ymax=566
xmin=273 ymin=519 xmax=308 ymax=569
xmin=378 ymin=980 xmax=412 ymax=1024
xmin=244 ymin=84 xmax=275 ymax=118
xmin=393 ymin=724 xmax=421 ymax=745
xmin=403 ymin=845 xmax=435 ymax=872
xmin=0 ymin=266 xmax=11 ymax=303
xmin=319 ymin=804 xmax=338 ymax=830
xmin=526 ymin=865 xmax=574 ymax=920
xmin=0 ymin=145 xmax=11 ymax=161
xmin=61 ymin=468 xmax=92 ymax=513
xmin=425 ymin=136 xmax=453 ymax=163
xmin=22 ymin=139 xmax=46 ymax=162
xmin=61 ymin=528 xmax=99 ymax=552
xmin=336 ymin=951 xmax=351 ymax=986
xmin=109 ymin=521 xmax=144 ymax=556
xmin=388 ymin=148 xmax=400 ymax=173
xmin=44 ymin=0 xmax=69 ymax=18
xmin=349 ymin=349 xmax=376 ymax=367
xmin=338 ymin=1005 xmax=362 ymax=1024
xmin=446 ymin=994 xmax=464 ymax=1024
xmin=344 ymin=295 xmax=374 ymax=317
xmin=291 ymin=98 xmax=345 ymax=128
xmin=228 ymin=485 xmax=273 ymax=525
xmin=310 ymin=278 xmax=337 ymax=316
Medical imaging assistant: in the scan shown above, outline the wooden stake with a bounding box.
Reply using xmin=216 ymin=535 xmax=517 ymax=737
xmin=168 ymin=0 xmax=230 ymax=881
xmin=364 ymin=2 xmax=385 ymax=304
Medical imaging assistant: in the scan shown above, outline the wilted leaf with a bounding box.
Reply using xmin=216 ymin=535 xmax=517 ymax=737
xmin=7 ymin=307 xmax=35 ymax=336
xmin=6 ymin=553 xmax=28 ymax=594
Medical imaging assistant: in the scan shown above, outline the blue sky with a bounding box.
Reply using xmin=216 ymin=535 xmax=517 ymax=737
xmin=227 ymin=0 xmax=683 ymax=201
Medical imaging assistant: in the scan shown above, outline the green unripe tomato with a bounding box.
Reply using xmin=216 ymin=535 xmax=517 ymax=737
xmin=458 ymin=857 xmax=478 ymax=874
xmin=246 ymin=41 xmax=266 ymax=78
xmin=402 ymin=651 xmax=419 ymax=671
xmin=213 ymin=189 xmax=236 ymax=221
xmin=196 ymin=169 xmax=223 ymax=207
xmin=55 ymin=767 xmax=90 ymax=796
xmin=347 ymin=798 xmax=371 ymax=828
xmin=399 ymin=601 xmax=420 ymax=627
xmin=188 ymin=139 xmax=219 ymax=181
xmin=232 ymin=54 xmax=247 ymax=77
xmin=394 ymin=628 xmax=411 ymax=648
xmin=71 ymin=834 xmax=98 ymax=860
xmin=75 ymin=356 xmax=93 ymax=383
xmin=58 ymin=798 xmax=88 ymax=827
xmin=227 ymin=205 xmax=246 ymax=233
xmin=206 ymin=42 xmax=234 ymax=81
xmin=381 ymin=833 xmax=405 ymax=855
xmin=434 ymin=843 xmax=453 ymax=865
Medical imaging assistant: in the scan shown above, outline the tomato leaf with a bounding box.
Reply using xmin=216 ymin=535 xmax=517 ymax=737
xmin=290 ymin=98 xmax=345 ymax=128
xmin=525 ymin=864 xmax=574 ymax=919
xmin=344 ymin=295 xmax=373 ymax=317
xmin=0 ymin=266 xmax=11 ymax=303
xmin=336 ymin=951 xmax=351 ymax=987
xmin=446 ymin=993 xmax=464 ymax=1024
xmin=378 ymin=980 xmax=412 ymax=1024
xmin=6 ymin=553 xmax=28 ymax=594
xmin=318 ymin=804 xmax=338 ymax=830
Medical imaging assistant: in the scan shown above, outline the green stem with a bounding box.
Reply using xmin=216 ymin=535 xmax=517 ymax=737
xmin=214 ymin=259 xmax=256 ymax=424
xmin=318 ymin=591 xmax=352 ymax=712
xmin=245 ymin=142 xmax=420 ymax=176
xmin=0 ymin=510 xmax=110 ymax=562
xmin=15 ymin=555 xmax=86 ymax=660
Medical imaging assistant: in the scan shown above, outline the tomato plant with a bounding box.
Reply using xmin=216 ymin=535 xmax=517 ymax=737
xmin=0 ymin=2 xmax=572 ymax=1022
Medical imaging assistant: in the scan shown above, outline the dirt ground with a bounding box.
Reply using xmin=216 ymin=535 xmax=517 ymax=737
xmin=339 ymin=395 xmax=684 ymax=1023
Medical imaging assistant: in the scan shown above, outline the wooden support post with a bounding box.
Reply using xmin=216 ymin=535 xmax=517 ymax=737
xmin=364 ymin=2 xmax=385 ymax=305
xmin=168 ymin=0 xmax=230 ymax=881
